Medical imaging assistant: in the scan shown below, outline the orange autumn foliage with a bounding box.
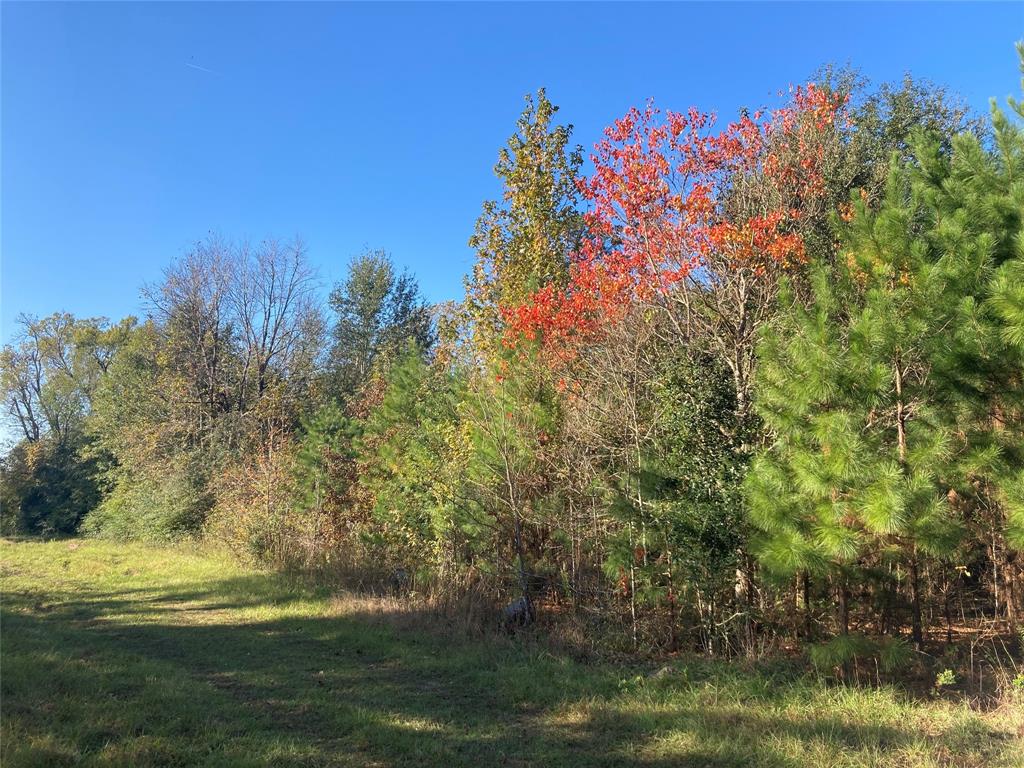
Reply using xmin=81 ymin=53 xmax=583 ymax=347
xmin=503 ymin=83 xmax=847 ymax=361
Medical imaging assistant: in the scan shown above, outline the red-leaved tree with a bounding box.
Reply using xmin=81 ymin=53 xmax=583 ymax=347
xmin=502 ymin=83 xmax=848 ymax=653
xmin=505 ymin=84 xmax=848 ymax=377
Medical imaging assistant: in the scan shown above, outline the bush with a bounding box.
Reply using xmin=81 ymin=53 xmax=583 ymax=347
xmin=205 ymin=439 xmax=309 ymax=567
xmin=0 ymin=436 xmax=103 ymax=536
xmin=81 ymin=455 xmax=212 ymax=541
xmin=808 ymin=634 xmax=912 ymax=679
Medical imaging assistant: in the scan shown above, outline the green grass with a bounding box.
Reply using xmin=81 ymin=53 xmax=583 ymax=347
xmin=2 ymin=539 xmax=1020 ymax=767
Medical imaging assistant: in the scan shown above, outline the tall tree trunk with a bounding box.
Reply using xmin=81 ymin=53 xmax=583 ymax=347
xmin=894 ymin=354 xmax=923 ymax=651
xmin=800 ymin=570 xmax=812 ymax=640
xmin=909 ymin=552 xmax=923 ymax=651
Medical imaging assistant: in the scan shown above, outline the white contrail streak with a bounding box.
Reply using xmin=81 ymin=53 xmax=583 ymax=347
xmin=185 ymin=62 xmax=217 ymax=75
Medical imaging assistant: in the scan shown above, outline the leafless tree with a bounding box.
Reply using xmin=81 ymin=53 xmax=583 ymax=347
xmin=143 ymin=237 xmax=236 ymax=435
xmin=231 ymin=237 xmax=321 ymax=411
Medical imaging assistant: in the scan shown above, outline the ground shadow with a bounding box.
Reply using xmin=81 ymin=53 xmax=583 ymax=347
xmin=2 ymin=556 xmax=1016 ymax=767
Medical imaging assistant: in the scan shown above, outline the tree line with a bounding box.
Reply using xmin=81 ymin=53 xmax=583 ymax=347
xmin=3 ymin=52 xmax=1023 ymax=674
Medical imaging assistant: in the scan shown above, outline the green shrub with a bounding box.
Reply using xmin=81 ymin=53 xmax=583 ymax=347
xmin=809 ymin=634 xmax=912 ymax=677
xmin=0 ymin=436 xmax=103 ymax=536
xmin=82 ymin=458 xmax=212 ymax=542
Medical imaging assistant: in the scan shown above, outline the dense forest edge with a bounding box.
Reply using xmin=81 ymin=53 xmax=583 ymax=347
xmin=4 ymin=47 xmax=1024 ymax=710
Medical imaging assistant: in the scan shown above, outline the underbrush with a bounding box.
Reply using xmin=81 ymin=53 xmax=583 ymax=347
xmin=260 ymin=550 xmax=1024 ymax=706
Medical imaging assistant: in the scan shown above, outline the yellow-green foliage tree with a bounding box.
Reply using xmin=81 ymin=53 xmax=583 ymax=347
xmin=466 ymin=88 xmax=583 ymax=360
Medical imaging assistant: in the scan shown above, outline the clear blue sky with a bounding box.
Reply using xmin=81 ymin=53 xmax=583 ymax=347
xmin=2 ymin=2 xmax=1021 ymax=342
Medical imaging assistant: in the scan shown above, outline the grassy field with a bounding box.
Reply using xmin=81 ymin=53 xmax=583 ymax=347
xmin=1 ymin=538 xmax=1021 ymax=767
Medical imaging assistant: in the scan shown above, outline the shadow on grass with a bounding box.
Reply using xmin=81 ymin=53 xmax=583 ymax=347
xmin=1 ymin=564 xmax=1013 ymax=768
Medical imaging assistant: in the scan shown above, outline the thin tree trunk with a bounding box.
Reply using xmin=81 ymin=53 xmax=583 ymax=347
xmin=944 ymin=575 xmax=954 ymax=647
xmin=838 ymin=578 xmax=850 ymax=636
xmin=838 ymin=577 xmax=851 ymax=681
xmin=894 ymin=354 xmax=923 ymax=651
xmin=993 ymin=528 xmax=1000 ymax=623
xmin=666 ymin=544 xmax=678 ymax=652
xmin=628 ymin=521 xmax=638 ymax=651
xmin=801 ymin=570 xmax=812 ymax=640
xmin=1001 ymin=544 xmax=1018 ymax=631
xmin=909 ymin=551 xmax=923 ymax=651
xmin=736 ymin=552 xmax=756 ymax=656
xmin=512 ymin=504 xmax=533 ymax=621
xmin=502 ymin=450 xmax=533 ymax=622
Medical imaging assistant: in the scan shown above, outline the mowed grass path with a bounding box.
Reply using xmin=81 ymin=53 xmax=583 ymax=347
xmin=1 ymin=539 xmax=1021 ymax=768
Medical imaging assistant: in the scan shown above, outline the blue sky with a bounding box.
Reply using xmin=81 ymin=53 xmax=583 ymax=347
xmin=2 ymin=2 xmax=1021 ymax=342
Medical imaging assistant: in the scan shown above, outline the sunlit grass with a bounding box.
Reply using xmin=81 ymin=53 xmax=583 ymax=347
xmin=2 ymin=538 xmax=1020 ymax=767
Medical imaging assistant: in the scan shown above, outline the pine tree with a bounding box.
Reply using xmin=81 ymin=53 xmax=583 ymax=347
xmin=291 ymin=400 xmax=363 ymax=548
xmin=356 ymin=344 xmax=468 ymax=573
xmin=748 ymin=47 xmax=1024 ymax=644
xmin=459 ymin=89 xmax=583 ymax=618
xmin=748 ymin=161 xmax=987 ymax=650
xmin=462 ymin=352 xmax=559 ymax=621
